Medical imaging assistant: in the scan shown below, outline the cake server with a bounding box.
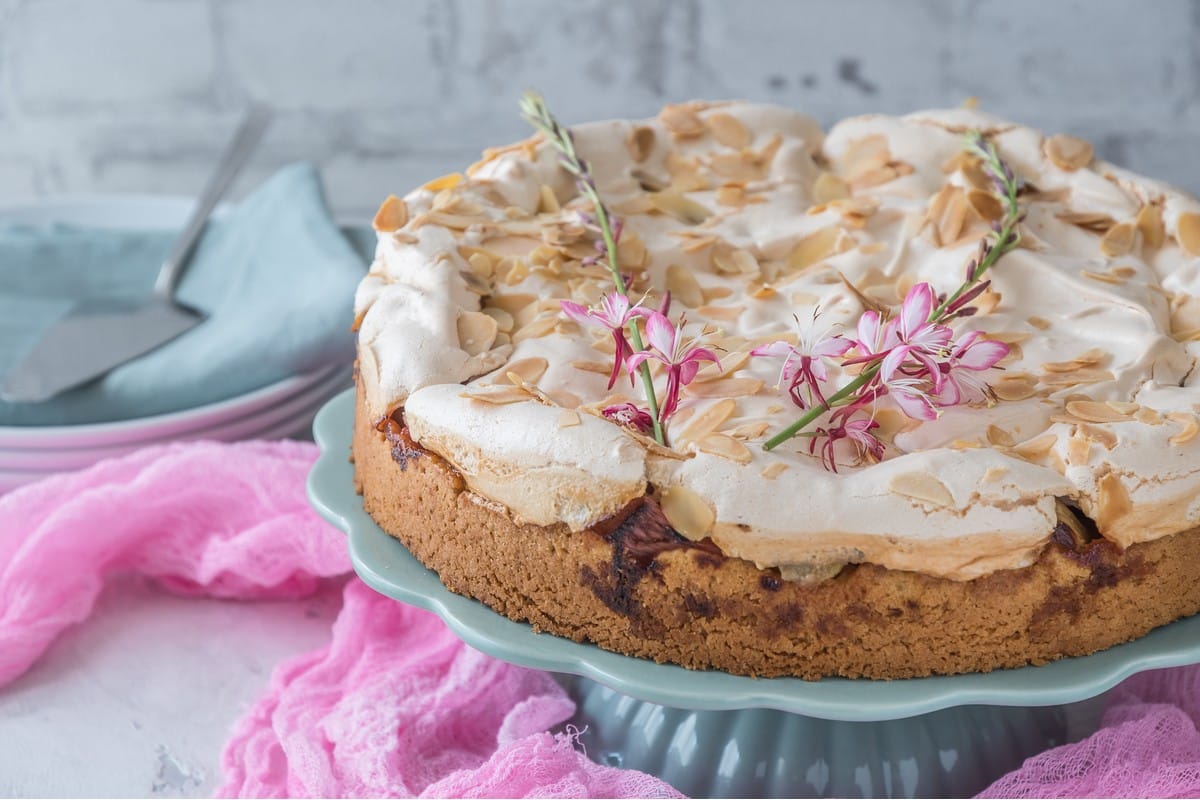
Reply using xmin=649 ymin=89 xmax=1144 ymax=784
xmin=0 ymin=107 xmax=272 ymax=404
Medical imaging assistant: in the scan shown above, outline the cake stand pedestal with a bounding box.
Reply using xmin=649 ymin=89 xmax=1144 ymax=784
xmin=309 ymin=390 xmax=1200 ymax=798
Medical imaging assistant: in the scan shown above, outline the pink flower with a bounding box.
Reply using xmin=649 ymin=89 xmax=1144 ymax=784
xmin=561 ymin=292 xmax=644 ymax=389
xmin=602 ymin=402 xmax=655 ymax=435
xmin=625 ymin=312 xmax=720 ymax=422
xmin=751 ymin=317 xmax=851 ymax=409
xmin=880 ymin=374 xmax=940 ymax=421
xmin=809 ymin=405 xmax=885 ymax=473
xmin=933 ymin=329 xmax=1010 ymax=406
xmin=879 ymin=283 xmax=953 ymax=386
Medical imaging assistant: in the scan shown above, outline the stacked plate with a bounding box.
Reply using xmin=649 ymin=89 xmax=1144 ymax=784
xmin=0 ymin=195 xmax=360 ymax=494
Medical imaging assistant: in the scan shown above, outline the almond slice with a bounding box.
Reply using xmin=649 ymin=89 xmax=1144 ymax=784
xmin=707 ymin=112 xmax=751 ymax=149
xmin=761 ymin=462 xmax=789 ymax=480
xmin=659 ymin=486 xmax=715 ymax=540
xmin=993 ymin=373 xmax=1038 ymax=401
xmin=786 ymin=227 xmax=842 ymax=271
xmin=1177 ymin=211 xmax=1200 ymax=257
xmin=659 ymin=104 xmax=706 ymax=139
xmin=372 ymin=195 xmax=409 ymax=232
xmin=1136 ymin=204 xmax=1165 ymax=249
xmin=647 ymin=191 xmax=713 ymax=225
xmin=1057 ymin=211 xmax=1116 ymax=233
xmin=696 ymin=433 xmax=753 ymax=464
xmin=666 ymin=264 xmax=705 ymax=307
xmin=456 ymin=311 xmax=499 ymax=356
xmin=812 ymin=172 xmax=849 ymax=203
xmin=557 ymin=409 xmax=582 ymax=428
xmin=1012 ymin=433 xmax=1058 ymax=459
xmin=502 ymin=357 xmax=548 ymax=385
xmin=1167 ymin=412 xmax=1200 ymax=445
xmin=1099 ymin=221 xmax=1138 ymax=258
xmin=677 ymin=398 xmax=737 ymax=442
xmin=460 ymin=384 xmax=531 ymax=405
xmin=423 ymin=172 xmax=464 ymax=192
xmin=686 ymin=378 xmax=763 ymax=398
xmin=626 ymin=125 xmax=656 ymax=163
xmin=1044 ymin=134 xmax=1093 ymax=171
xmin=1095 ymin=472 xmax=1131 ymax=528
xmin=888 ymin=473 xmax=954 ymax=508
xmin=1064 ymin=400 xmax=1135 ymax=423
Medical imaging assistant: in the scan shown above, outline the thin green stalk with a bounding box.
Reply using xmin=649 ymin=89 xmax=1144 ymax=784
xmin=521 ymin=91 xmax=666 ymax=445
xmin=763 ymin=369 xmax=875 ymax=451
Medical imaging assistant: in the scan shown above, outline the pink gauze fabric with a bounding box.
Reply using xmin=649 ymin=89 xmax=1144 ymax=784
xmin=1 ymin=441 xmax=1199 ymax=797
xmin=0 ymin=440 xmax=680 ymax=798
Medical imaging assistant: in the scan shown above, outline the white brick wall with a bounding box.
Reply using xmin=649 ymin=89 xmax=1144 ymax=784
xmin=0 ymin=0 xmax=1197 ymax=219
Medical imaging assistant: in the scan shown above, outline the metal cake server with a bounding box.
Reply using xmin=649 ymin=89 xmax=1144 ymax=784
xmin=0 ymin=107 xmax=272 ymax=404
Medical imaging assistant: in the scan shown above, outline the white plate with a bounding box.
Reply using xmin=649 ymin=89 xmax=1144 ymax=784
xmin=0 ymin=195 xmax=360 ymax=492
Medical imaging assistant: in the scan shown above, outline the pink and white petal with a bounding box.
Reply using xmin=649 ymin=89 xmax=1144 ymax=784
xmin=813 ymin=335 xmax=853 ymax=358
xmin=560 ymin=300 xmax=595 ymax=326
xmin=958 ymin=339 xmax=1009 ymax=370
xmin=899 ymin=283 xmax=935 ymax=337
xmin=750 ymin=341 xmax=797 ymax=359
xmin=880 ymin=345 xmax=912 ymax=382
xmin=856 ymin=311 xmax=882 ymax=351
xmin=891 ymin=385 xmax=939 ymax=420
xmin=643 ymin=312 xmax=677 ymax=356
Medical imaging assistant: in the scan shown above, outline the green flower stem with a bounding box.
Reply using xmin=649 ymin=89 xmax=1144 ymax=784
xmin=763 ymin=368 xmax=876 ymax=451
xmin=521 ymin=91 xmax=666 ymax=445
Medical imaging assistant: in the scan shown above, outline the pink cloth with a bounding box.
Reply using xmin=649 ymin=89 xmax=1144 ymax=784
xmin=1 ymin=440 xmax=1198 ymax=797
xmin=0 ymin=440 xmax=678 ymax=798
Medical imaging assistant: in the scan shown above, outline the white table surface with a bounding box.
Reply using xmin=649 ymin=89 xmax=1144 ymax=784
xmin=0 ymin=573 xmax=346 ymax=797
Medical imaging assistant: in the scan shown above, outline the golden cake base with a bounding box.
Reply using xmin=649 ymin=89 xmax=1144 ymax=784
xmin=352 ymin=384 xmax=1200 ymax=680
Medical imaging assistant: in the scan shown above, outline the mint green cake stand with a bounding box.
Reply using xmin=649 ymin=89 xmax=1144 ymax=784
xmin=309 ymin=390 xmax=1200 ymax=798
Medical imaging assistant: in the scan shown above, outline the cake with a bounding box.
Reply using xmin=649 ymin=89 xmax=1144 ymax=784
xmin=351 ymin=97 xmax=1200 ymax=679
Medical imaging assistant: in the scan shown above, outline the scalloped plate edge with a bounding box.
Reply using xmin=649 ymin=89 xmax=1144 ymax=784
xmin=309 ymin=389 xmax=1200 ymax=722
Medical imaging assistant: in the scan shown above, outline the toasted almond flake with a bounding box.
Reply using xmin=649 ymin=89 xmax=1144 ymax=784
xmin=666 ymin=264 xmax=705 ymax=307
xmin=1027 ymin=315 xmax=1052 ymax=330
xmin=1082 ymin=268 xmax=1125 ymax=286
xmin=626 ymin=125 xmax=656 ymax=162
xmin=460 ymin=384 xmax=531 ymax=405
xmin=570 ymin=359 xmax=614 ymax=376
xmin=647 ymin=191 xmax=713 ymax=225
xmin=888 ymin=473 xmax=954 ymax=508
xmin=786 ymin=227 xmax=841 ymax=271
xmin=481 ymin=306 xmax=514 ymax=333
xmin=986 ymin=424 xmax=1015 ymax=447
xmin=1067 ymin=435 xmax=1091 ymax=465
xmin=1041 ymin=367 xmax=1114 ymax=387
xmin=1178 ymin=211 xmax=1200 ymax=256
xmin=1057 ymin=211 xmax=1116 ymax=233
xmin=502 ymin=357 xmax=548 ymax=385
xmin=467 ymin=251 xmax=495 ymax=280
xmin=790 ymin=291 xmax=820 ymax=306
xmin=840 ymin=134 xmax=890 ymax=182
xmin=966 ymin=189 xmax=1003 ymax=222
xmin=1079 ymin=423 xmax=1118 ymax=449
xmin=696 ymin=432 xmax=753 ymax=464
xmin=702 ymin=286 xmax=736 ymax=303
xmin=1012 ymin=433 xmax=1058 ymax=459
xmin=1095 ymin=472 xmax=1131 ymax=527
xmin=423 ymin=172 xmax=463 ymax=192
xmin=372 ymin=195 xmax=409 ymax=231
xmin=546 ymin=390 xmax=580 ymax=409
xmin=1167 ymin=412 xmax=1200 ymax=445
xmin=1136 ymin=204 xmax=1166 ymax=249
xmin=537 ymin=184 xmax=560 ymax=214
xmin=1107 ymin=400 xmax=1140 ymax=414
xmin=707 ymin=112 xmax=750 ymax=148
xmin=686 ymin=377 xmax=762 ymax=398
xmin=488 ymin=293 xmax=537 ymax=315
xmin=761 ymin=462 xmax=788 ymax=480
xmin=659 ymin=104 xmax=706 ymax=139
xmin=950 ymin=439 xmax=982 ymax=450
xmin=557 ymin=409 xmax=582 ymax=428
xmin=715 ymin=184 xmax=746 ymax=207
xmin=1045 ymin=134 xmax=1094 ymax=171
xmin=811 ymin=172 xmax=849 ymax=203
xmin=712 ymin=246 xmax=760 ymax=277
xmin=1065 ymin=400 xmax=1134 ymax=423
xmin=1136 ymin=406 xmax=1165 ymax=425
xmin=691 ymin=305 xmax=743 ymax=323
xmin=678 ymin=398 xmax=737 ymax=442
xmin=982 ymin=466 xmax=1008 ymax=482
xmin=993 ymin=374 xmax=1041 ymax=402
xmin=1100 ymin=221 xmax=1138 ymax=257
xmin=725 ymin=421 xmax=770 ymax=441
xmin=456 ymin=311 xmax=499 ymax=356
xmin=928 ymin=185 xmax=968 ymax=247
xmin=659 ymin=485 xmax=715 ymax=540
xmin=694 ymin=350 xmax=750 ymax=383
xmin=708 ymin=152 xmax=764 ymax=182
xmin=511 ymin=314 xmax=558 ymax=343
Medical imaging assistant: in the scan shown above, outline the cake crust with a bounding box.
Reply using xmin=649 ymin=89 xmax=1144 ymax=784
xmin=353 ymin=382 xmax=1200 ymax=680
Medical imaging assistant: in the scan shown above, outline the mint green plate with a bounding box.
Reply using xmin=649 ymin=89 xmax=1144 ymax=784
xmin=309 ymin=389 xmax=1200 ymax=796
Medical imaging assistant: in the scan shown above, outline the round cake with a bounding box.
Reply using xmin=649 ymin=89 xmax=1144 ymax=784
xmin=351 ymin=99 xmax=1200 ymax=679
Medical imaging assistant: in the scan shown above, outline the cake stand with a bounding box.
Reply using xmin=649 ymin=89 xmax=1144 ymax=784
xmin=309 ymin=390 xmax=1200 ymax=798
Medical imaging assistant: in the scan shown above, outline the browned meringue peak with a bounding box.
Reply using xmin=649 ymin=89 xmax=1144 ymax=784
xmin=355 ymin=100 xmax=1200 ymax=581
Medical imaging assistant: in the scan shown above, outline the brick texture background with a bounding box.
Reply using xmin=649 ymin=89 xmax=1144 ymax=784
xmin=0 ymin=0 xmax=1197 ymax=219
